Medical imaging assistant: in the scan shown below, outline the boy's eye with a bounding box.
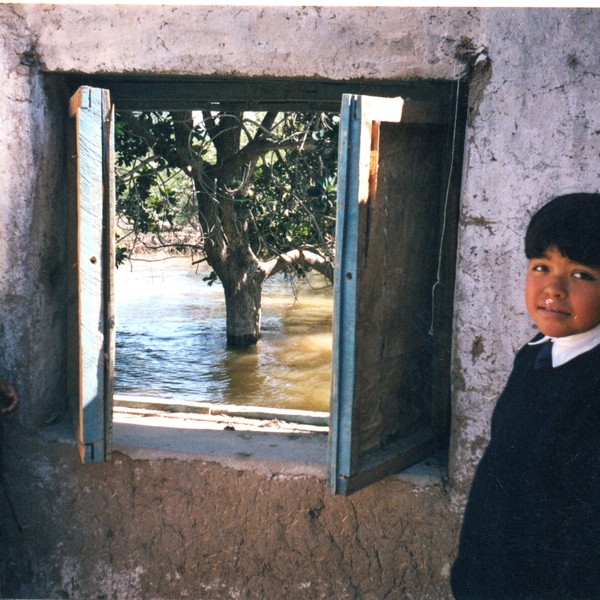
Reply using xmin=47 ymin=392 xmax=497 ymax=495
xmin=532 ymin=264 xmax=548 ymax=273
xmin=573 ymin=270 xmax=596 ymax=281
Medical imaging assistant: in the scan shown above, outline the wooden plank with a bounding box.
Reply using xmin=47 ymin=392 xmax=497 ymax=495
xmin=336 ymin=427 xmax=443 ymax=495
xmin=329 ymin=92 xmax=461 ymax=495
xmin=102 ymin=91 xmax=116 ymax=462
xmin=328 ymin=94 xmax=361 ymax=489
xmin=354 ymin=122 xmax=444 ymax=457
xmin=67 ymin=86 xmax=113 ymax=463
xmin=78 ymin=87 xmax=105 ymax=462
xmin=329 ymin=95 xmax=410 ymax=495
xmin=65 ymin=75 xmax=452 ymax=120
xmin=114 ymin=394 xmax=329 ymax=427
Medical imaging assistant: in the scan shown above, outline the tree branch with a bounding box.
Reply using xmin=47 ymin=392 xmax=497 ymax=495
xmin=255 ymin=111 xmax=278 ymax=140
xmin=118 ymin=111 xmax=157 ymax=148
xmin=115 ymin=155 xmax=162 ymax=184
xmin=261 ymin=249 xmax=334 ymax=282
xmin=221 ymin=137 xmax=318 ymax=181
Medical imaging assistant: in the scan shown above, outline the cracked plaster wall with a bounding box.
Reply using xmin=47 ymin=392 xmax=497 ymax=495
xmin=449 ymin=8 xmax=600 ymax=493
xmin=1 ymin=4 xmax=600 ymax=598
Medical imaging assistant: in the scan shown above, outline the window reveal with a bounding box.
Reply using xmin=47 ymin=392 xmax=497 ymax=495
xmin=66 ymin=82 xmax=465 ymax=496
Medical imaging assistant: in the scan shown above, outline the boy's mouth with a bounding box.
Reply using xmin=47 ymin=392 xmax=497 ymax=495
xmin=538 ymin=304 xmax=570 ymax=317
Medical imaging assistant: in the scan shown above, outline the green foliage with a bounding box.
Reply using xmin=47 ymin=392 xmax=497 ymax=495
xmin=202 ymin=270 xmax=219 ymax=286
xmin=115 ymin=112 xmax=197 ymax=261
xmin=114 ymin=109 xmax=338 ymax=276
xmin=245 ymin=113 xmax=338 ymax=272
xmin=115 ymin=246 xmax=128 ymax=268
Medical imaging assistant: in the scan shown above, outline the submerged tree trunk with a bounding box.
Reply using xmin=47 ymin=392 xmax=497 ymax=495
xmin=191 ymin=177 xmax=267 ymax=347
xmin=168 ymin=110 xmax=334 ymax=348
xmin=221 ymin=250 xmax=333 ymax=347
xmin=222 ymin=269 xmax=265 ymax=347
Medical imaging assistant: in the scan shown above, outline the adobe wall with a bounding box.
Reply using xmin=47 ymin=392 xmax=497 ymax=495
xmin=1 ymin=5 xmax=599 ymax=598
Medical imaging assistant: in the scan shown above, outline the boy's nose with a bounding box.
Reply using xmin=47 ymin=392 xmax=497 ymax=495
xmin=544 ymin=276 xmax=568 ymax=297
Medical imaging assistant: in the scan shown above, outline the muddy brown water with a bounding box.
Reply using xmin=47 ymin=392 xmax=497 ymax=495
xmin=115 ymin=256 xmax=333 ymax=412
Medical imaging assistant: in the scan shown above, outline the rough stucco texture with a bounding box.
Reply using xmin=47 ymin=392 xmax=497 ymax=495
xmin=449 ymin=8 xmax=600 ymax=494
xmin=1 ymin=4 xmax=600 ymax=598
xmin=18 ymin=5 xmax=476 ymax=80
xmin=2 ymin=431 xmax=458 ymax=600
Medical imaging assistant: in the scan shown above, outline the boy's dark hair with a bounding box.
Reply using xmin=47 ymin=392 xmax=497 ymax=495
xmin=525 ymin=193 xmax=600 ymax=268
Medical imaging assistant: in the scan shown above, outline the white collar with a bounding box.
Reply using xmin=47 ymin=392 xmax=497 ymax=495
xmin=528 ymin=322 xmax=600 ymax=367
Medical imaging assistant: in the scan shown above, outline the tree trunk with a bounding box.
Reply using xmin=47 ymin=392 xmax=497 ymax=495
xmin=170 ymin=111 xmax=334 ymax=348
xmin=191 ymin=177 xmax=266 ymax=347
xmin=222 ymin=267 xmax=265 ymax=347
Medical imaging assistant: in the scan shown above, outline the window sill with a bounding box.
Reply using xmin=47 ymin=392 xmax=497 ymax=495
xmin=42 ymin=405 xmax=445 ymax=487
xmin=113 ymin=405 xmax=329 ymax=478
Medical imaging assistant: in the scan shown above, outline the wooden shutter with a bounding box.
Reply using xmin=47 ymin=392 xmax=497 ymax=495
xmin=67 ymin=87 xmax=115 ymax=463
xmin=328 ymin=94 xmax=461 ymax=495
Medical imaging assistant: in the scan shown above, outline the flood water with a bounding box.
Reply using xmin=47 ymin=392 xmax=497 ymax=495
xmin=114 ymin=256 xmax=333 ymax=413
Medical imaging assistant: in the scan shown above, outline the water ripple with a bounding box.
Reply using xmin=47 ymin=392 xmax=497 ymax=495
xmin=115 ymin=258 xmax=332 ymax=411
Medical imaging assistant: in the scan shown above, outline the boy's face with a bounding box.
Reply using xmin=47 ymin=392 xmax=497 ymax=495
xmin=525 ymin=246 xmax=600 ymax=338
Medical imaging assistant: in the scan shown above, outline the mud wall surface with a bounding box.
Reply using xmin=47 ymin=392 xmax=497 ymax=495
xmin=2 ymin=430 xmax=456 ymax=599
xmin=1 ymin=4 xmax=600 ymax=598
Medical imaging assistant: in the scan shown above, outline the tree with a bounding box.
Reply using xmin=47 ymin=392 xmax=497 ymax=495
xmin=115 ymin=109 xmax=338 ymax=346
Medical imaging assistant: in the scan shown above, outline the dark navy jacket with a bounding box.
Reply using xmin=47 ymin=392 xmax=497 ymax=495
xmin=451 ymin=339 xmax=600 ymax=599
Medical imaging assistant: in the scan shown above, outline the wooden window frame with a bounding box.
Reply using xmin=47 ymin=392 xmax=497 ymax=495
xmin=65 ymin=81 xmax=465 ymax=497
xmin=328 ymin=93 xmax=465 ymax=494
xmin=67 ymin=86 xmax=115 ymax=463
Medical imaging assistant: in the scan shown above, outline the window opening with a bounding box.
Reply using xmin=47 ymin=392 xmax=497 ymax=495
xmin=113 ymin=109 xmax=337 ymax=416
xmin=66 ymin=77 xmax=467 ymax=496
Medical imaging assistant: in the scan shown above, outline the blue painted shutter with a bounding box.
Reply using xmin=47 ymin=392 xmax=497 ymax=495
xmin=67 ymin=87 xmax=115 ymax=463
xmin=329 ymin=94 xmax=456 ymax=495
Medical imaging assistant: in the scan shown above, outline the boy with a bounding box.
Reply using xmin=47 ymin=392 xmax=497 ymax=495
xmin=451 ymin=193 xmax=600 ymax=599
